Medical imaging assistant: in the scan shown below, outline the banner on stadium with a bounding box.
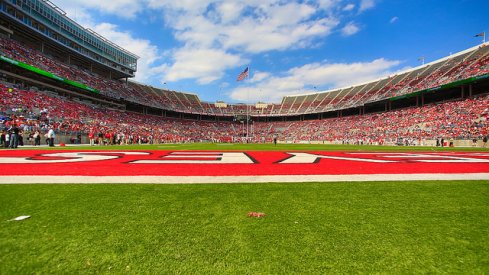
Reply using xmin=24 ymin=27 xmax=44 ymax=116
xmin=0 ymin=55 xmax=100 ymax=94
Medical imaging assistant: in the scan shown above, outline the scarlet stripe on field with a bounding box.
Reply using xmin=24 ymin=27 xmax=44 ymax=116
xmin=0 ymin=151 xmax=488 ymax=182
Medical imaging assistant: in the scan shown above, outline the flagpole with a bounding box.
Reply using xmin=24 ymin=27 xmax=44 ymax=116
xmin=246 ymin=66 xmax=250 ymax=142
xmin=475 ymin=32 xmax=486 ymax=44
xmin=236 ymin=65 xmax=250 ymax=142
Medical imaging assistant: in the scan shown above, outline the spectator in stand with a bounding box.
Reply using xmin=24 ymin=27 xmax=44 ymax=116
xmin=1 ymin=81 xmax=488 ymax=146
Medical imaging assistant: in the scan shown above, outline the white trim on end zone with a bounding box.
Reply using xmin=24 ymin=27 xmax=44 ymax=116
xmin=0 ymin=173 xmax=488 ymax=184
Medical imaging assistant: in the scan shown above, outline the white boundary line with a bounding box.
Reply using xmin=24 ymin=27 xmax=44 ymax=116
xmin=0 ymin=173 xmax=488 ymax=184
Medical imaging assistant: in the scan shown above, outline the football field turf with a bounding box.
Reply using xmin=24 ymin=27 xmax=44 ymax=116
xmin=16 ymin=142 xmax=489 ymax=151
xmin=1 ymin=143 xmax=488 ymax=273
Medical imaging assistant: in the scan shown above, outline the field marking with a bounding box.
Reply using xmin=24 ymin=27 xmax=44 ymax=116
xmin=1 ymin=173 xmax=488 ymax=184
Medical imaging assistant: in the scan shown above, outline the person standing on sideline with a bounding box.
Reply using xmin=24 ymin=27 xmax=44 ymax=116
xmin=9 ymin=124 xmax=19 ymax=148
xmin=88 ymin=129 xmax=95 ymax=146
xmin=33 ymin=130 xmax=41 ymax=146
xmin=47 ymin=127 xmax=55 ymax=147
xmin=4 ymin=129 xmax=9 ymax=148
xmin=0 ymin=130 xmax=6 ymax=147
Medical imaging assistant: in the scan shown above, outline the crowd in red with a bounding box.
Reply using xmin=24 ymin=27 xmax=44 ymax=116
xmin=2 ymin=37 xmax=488 ymax=116
xmin=0 ymin=38 xmax=168 ymax=108
xmin=0 ymin=83 xmax=235 ymax=145
xmin=253 ymin=95 xmax=489 ymax=145
xmin=1 ymin=36 xmax=488 ymax=146
xmin=304 ymin=46 xmax=489 ymax=113
xmin=1 ymin=82 xmax=488 ymax=146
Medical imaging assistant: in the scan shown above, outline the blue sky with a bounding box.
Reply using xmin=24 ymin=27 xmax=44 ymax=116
xmin=52 ymin=0 xmax=489 ymax=103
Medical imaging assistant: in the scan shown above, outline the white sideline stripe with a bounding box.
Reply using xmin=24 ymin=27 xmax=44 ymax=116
xmin=0 ymin=173 xmax=488 ymax=184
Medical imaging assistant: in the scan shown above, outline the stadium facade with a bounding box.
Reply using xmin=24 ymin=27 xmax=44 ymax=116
xmin=0 ymin=0 xmax=138 ymax=79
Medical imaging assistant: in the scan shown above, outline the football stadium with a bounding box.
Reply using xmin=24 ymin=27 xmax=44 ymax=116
xmin=1 ymin=0 xmax=489 ymax=273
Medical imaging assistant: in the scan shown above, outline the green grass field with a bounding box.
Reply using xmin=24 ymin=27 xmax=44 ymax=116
xmin=1 ymin=144 xmax=488 ymax=273
xmin=19 ymin=142 xmax=489 ymax=152
xmin=1 ymin=181 xmax=488 ymax=273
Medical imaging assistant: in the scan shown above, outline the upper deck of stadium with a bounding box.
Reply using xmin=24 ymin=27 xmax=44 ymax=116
xmin=0 ymin=0 xmax=139 ymax=79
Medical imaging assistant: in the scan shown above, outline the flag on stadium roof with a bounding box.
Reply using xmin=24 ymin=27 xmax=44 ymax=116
xmin=237 ymin=67 xmax=249 ymax=81
xmin=474 ymin=32 xmax=485 ymax=37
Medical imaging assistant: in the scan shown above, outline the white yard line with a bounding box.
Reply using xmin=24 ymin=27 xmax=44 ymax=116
xmin=1 ymin=173 xmax=488 ymax=184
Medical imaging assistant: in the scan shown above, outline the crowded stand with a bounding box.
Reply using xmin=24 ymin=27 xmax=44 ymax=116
xmin=253 ymin=95 xmax=489 ymax=145
xmin=1 ymin=80 xmax=488 ymax=148
xmin=0 ymin=82 xmax=237 ymax=147
xmin=0 ymin=37 xmax=180 ymax=110
xmin=2 ymin=36 xmax=489 ymax=116
xmin=271 ymin=45 xmax=489 ymax=115
xmin=1 ymin=35 xmax=488 ymax=147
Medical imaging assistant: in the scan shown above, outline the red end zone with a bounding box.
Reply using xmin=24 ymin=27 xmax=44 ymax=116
xmin=0 ymin=150 xmax=488 ymax=183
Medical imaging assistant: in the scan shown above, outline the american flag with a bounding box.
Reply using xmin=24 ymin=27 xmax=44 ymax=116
xmin=237 ymin=67 xmax=249 ymax=81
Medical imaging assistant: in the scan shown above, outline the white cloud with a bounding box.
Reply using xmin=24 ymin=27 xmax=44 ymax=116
xmin=343 ymin=4 xmax=355 ymax=11
xmin=168 ymin=2 xmax=339 ymax=53
xmin=215 ymin=2 xmax=246 ymax=24
xmin=149 ymin=1 xmax=342 ymax=83
xmin=390 ymin=16 xmax=399 ymax=23
xmin=89 ymin=23 xmax=163 ymax=83
xmin=52 ymin=2 xmax=164 ymax=83
xmin=221 ymin=17 xmax=339 ymax=53
xmin=229 ymin=58 xmax=401 ymax=102
xmin=359 ymin=0 xmax=376 ymax=12
xmin=54 ymin=0 xmax=144 ymax=18
xmin=51 ymin=0 xmax=384 ymax=92
xmin=317 ymin=0 xmax=341 ymax=9
xmin=249 ymin=71 xmax=271 ymax=83
xmin=163 ymin=47 xmax=246 ymax=84
xmin=146 ymin=0 xmax=213 ymax=13
xmin=341 ymin=22 xmax=360 ymax=36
